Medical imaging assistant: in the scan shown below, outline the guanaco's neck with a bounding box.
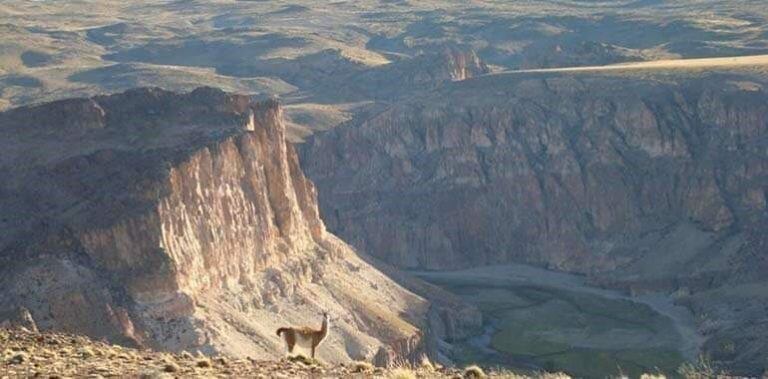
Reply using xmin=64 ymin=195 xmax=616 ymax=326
xmin=320 ymin=316 xmax=328 ymax=337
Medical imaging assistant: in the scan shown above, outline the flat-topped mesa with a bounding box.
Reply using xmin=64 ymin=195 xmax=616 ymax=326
xmin=0 ymin=87 xmax=448 ymax=363
xmin=76 ymin=108 xmax=318 ymax=302
xmin=0 ymin=87 xmax=256 ymax=135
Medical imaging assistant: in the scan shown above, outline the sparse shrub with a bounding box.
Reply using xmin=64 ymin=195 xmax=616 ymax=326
xmin=180 ymin=350 xmax=193 ymax=360
xmin=491 ymin=368 xmax=568 ymax=379
xmin=389 ymin=367 xmax=417 ymax=379
xmin=463 ymin=365 xmax=487 ymax=379
xmin=488 ymin=368 xmax=526 ymax=379
xmin=195 ymin=357 xmax=212 ymax=368
xmin=163 ymin=361 xmax=180 ymax=373
xmin=678 ymin=356 xmax=717 ymax=379
xmin=7 ymin=351 xmax=28 ymax=364
xmin=79 ymin=346 xmax=95 ymax=358
xmin=389 ymin=356 xmax=414 ymax=370
xmin=352 ymin=361 xmax=374 ymax=373
xmin=419 ymin=355 xmax=435 ymax=371
xmin=640 ymin=374 xmax=667 ymax=379
xmin=287 ymin=353 xmax=316 ymax=366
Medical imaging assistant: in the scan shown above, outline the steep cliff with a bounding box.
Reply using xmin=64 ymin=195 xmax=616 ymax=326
xmin=300 ymin=72 xmax=768 ymax=373
xmin=0 ymin=87 xmax=475 ymax=363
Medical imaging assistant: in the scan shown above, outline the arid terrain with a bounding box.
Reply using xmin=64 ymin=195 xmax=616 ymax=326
xmin=3 ymin=0 xmax=768 ymax=137
xmin=3 ymin=327 xmax=573 ymax=378
xmin=2 ymin=0 xmax=768 ymax=377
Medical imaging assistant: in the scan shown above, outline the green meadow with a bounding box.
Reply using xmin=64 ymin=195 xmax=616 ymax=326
xmin=421 ymin=274 xmax=685 ymax=378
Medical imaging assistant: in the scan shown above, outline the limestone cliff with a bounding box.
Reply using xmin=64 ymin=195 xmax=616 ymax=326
xmin=300 ymin=72 xmax=768 ymax=373
xmin=0 ymin=87 xmax=469 ymax=364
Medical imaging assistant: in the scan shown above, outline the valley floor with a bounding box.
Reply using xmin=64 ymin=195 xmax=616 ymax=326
xmin=414 ymin=264 xmax=704 ymax=378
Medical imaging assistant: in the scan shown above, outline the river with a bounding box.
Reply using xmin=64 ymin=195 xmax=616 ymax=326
xmin=413 ymin=263 xmax=704 ymax=377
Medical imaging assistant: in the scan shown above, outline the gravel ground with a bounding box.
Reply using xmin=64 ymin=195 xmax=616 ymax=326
xmin=1 ymin=328 xmax=564 ymax=378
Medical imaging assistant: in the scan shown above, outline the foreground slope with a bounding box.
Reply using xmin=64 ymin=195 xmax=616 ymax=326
xmin=2 ymin=328 xmax=546 ymax=378
xmin=0 ymin=87 xmax=478 ymax=363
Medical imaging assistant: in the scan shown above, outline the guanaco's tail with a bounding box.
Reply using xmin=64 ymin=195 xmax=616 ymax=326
xmin=276 ymin=327 xmax=290 ymax=336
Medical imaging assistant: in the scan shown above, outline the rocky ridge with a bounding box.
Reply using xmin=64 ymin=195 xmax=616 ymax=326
xmin=0 ymin=87 xmax=477 ymax=364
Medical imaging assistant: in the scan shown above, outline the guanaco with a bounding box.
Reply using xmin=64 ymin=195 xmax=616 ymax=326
xmin=276 ymin=312 xmax=329 ymax=358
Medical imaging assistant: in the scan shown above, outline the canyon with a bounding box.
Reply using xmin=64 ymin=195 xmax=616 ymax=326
xmin=300 ymin=70 xmax=768 ymax=374
xmin=0 ymin=87 xmax=478 ymax=365
xmin=2 ymin=0 xmax=768 ymax=377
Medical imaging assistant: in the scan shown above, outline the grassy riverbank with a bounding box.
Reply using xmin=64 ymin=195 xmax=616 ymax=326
xmin=416 ymin=266 xmax=691 ymax=378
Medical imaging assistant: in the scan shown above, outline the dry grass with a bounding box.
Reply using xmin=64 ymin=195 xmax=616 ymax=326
xmin=460 ymin=368 xmax=573 ymax=379
xmin=195 ymin=357 xmax=212 ymax=368
xmin=419 ymin=355 xmax=435 ymax=372
xmin=463 ymin=365 xmax=487 ymax=378
xmin=163 ymin=361 xmax=180 ymax=373
xmin=678 ymin=356 xmax=718 ymax=379
xmin=287 ymin=353 xmax=321 ymax=366
xmin=389 ymin=367 xmax=418 ymax=379
xmin=537 ymin=374 xmax=572 ymax=379
xmin=351 ymin=361 xmax=374 ymax=373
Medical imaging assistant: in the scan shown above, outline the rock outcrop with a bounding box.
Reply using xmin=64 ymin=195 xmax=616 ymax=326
xmin=0 ymin=307 xmax=38 ymax=333
xmin=265 ymin=47 xmax=491 ymax=109
xmin=300 ymin=72 xmax=768 ymax=373
xmin=337 ymin=48 xmax=490 ymax=101
xmin=0 ymin=87 xmax=464 ymax=364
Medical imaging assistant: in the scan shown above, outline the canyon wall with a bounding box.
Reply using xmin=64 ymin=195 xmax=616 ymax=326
xmin=300 ymin=72 xmax=768 ymax=373
xmin=0 ymin=87 xmax=477 ymax=363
